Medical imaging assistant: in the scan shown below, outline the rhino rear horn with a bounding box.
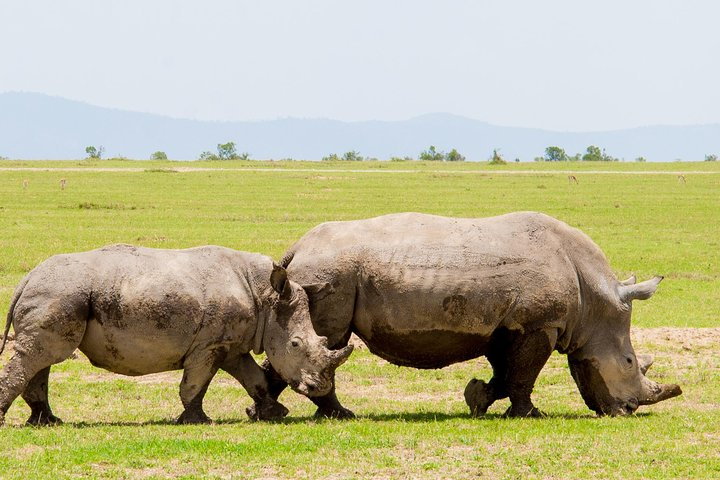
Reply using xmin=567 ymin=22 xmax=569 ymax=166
xmin=270 ymin=263 xmax=288 ymax=295
xmin=619 ymin=275 xmax=637 ymax=286
xmin=637 ymin=353 xmax=654 ymax=375
xmin=619 ymin=276 xmax=663 ymax=303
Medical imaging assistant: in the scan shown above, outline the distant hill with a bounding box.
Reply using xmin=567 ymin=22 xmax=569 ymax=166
xmin=1 ymin=92 xmax=719 ymax=161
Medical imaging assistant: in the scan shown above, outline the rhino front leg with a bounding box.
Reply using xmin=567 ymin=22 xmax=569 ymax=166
xmin=310 ymin=387 xmax=355 ymax=420
xmin=22 ymin=367 xmax=62 ymax=426
xmin=176 ymin=349 xmax=223 ymax=425
xmin=221 ymin=354 xmax=288 ymax=421
xmin=503 ymin=329 xmax=557 ymax=418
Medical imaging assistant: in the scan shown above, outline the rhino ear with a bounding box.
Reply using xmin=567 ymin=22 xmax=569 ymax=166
xmin=303 ymin=282 xmax=334 ymax=303
xmin=619 ymin=276 xmax=663 ymax=303
xmin=270 ymin=263 xmax=288 ymax=295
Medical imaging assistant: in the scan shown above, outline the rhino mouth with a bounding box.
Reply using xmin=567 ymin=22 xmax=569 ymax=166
xmin=600 ymin=397 xmax=639 ymax=417
xmin=289 ymin=372 xmax=332 ymax=397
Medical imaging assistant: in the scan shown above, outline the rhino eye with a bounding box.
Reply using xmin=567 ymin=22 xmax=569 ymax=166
xmin=290 ymin=337 xmax=303 ymax=348
xmin=625 ymin=357 xmax=633 ymax=367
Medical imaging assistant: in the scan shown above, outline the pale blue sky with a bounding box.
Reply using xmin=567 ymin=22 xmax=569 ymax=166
xmin=1 ymin=0 xmax=719 ymax=131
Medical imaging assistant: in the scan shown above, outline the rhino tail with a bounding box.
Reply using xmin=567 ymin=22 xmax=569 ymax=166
xmin=0 ymin=275 xmax=30 ymax=356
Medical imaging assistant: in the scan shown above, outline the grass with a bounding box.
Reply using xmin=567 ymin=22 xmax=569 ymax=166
xmin=0 ymin=159 xmax=718 ymax=478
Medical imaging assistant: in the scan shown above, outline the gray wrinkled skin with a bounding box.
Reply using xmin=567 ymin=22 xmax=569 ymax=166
xmin=255 ymin=212 xmax=681 ymax=418
xmin=0 ymin=244 xmax=352 ymax=426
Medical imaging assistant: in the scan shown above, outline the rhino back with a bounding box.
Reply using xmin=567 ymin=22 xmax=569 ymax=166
xmin=288 ymin=212 xmax=617 ymax=368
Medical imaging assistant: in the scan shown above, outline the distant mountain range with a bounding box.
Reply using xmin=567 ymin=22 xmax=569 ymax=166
xmin=1 ymin=92 xmax=718 ymax=161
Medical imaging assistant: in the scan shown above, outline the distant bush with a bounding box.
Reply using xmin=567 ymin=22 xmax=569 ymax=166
xmin=582 ymin=145 xmax=618 ymax=162
xmin=198 ymin=142 xmax=249 ymax=161
xmin=390 ymin=156 xmax=414 ymax=162
xmin=544 ymin=146 xmax=568 ymax=162
xmin=321 ymin=153 xmax=340 ymax=162
xmin=150 ymin=151 xmax=168 ymax=160
xmin=85 ymin=145 xmax=104 ymax=159
xmin=419 ymin=146 xmax=445 ymax=161
xmin=635 ymin=156 xmax=647 ymax=162
xmin=199 ymin=151 xmax=219 ymax=161
xmin=0 ymin=155 xmax=7 ymax=160
xmin=445 ymin=148 xmax=466 ymax=162
xmin=342 ymin=150 xmax=364 ymax=161
xmin=488 ymin=149 xmax=506 ymax=165
xmin=705 ymin=154 xmax=718 ymax=162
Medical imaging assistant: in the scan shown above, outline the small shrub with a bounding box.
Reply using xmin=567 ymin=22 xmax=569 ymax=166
xmin=85 ymin=146 xmax=104 ymax=159
xmin=342 ymin=151 xmax=364 ymax=161
xmin=488 ymin=149 xmax=506 ymax=165
xmin=445 ymin=149 xmax=465 ymax=162
xmin=419 ymin=146 xmax=444 ymax=161
xmin=150 ymin=151 xmax=168 ymax=160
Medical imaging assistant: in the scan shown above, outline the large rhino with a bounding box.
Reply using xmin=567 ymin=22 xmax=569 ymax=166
xmin=254 ymin=212 xmax=682 ymax=418
xmin=0 ymin=244 xmax=352 ymax=426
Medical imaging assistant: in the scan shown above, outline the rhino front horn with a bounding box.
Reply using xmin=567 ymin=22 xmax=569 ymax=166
xmin=638 ymin=378 xmax=683 ymax=406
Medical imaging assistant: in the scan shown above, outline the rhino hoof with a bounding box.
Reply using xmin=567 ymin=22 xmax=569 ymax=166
xmin=314 ymin=406 xmax=356 ymax=420
xmin=26 ymin=413 xmax=63 ymax=427
xmin=504 ymin=405 xmax=546 ymax=419
xmin=246 ymin=400 xmax=289 ymax=422
xmin=464 ymin=378 xmax=493 ymax=417
xmin=176 ymin=410 xmax=212 ymax=425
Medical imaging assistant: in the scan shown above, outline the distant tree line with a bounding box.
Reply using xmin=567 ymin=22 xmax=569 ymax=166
xmin=538 ymin=146 xmax=719 ymax=162
xmin=77 ymin=143 xmax=719 ymax=163
xmin=323 ymin=146 xmax=467 ymax=162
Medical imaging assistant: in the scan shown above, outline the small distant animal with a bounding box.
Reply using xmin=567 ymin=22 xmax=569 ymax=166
xmin=677 ymin=174 xmax=686 ymax=184
xmin=568 ymin=175 xmax=579 ymax=184
xmin=60 ymin=178 xmax=67 ymax=190
xmin=22 ymin=180 xmax=28 ymax=190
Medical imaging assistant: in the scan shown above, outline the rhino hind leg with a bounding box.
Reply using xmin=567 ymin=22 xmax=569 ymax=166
xmin=176 ymin=350 xmax=224 ymax=425
xmin=0 ymin=314 xmax=84 ymax=426
xmin=22 ymin=367 xmax=63 ymax=426
xmin=465 ymin=334 xmax=513 ymax=416
xmin=502 ymin=329 xmax=557 ymax=418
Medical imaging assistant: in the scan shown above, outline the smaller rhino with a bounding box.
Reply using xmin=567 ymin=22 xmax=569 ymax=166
xmin=0 ymin=244 xmax=352 ymax=426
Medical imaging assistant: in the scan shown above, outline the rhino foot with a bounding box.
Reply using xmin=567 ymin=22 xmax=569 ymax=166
xmin=464 ymin=378 xmax=494 ymax=417
xmin=176 ymin=410 xmax=212 ymax=425
xmin=504 ymin=405 xmax=546 ymax=419
xmin=314 ymin=406 xmax=355 ymax=420
xmin=26 ymin=412 xmax=63 ymax=427
xmin=246 ymin=399 xmax=289 ymax=422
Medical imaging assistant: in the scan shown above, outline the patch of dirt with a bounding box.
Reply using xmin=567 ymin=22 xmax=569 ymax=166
xmin=632 ymin=327 xmax=720 ymax=349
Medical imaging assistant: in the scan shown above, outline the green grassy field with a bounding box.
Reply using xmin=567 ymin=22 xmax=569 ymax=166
xmin=0 ymin=160 xmax=718 ymax=478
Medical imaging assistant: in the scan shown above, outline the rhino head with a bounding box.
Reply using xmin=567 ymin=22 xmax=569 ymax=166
xmin=259 ymin=264 xmax=353 ymax=397
xmin=567 ymin=276 xmax=682 ymax=416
